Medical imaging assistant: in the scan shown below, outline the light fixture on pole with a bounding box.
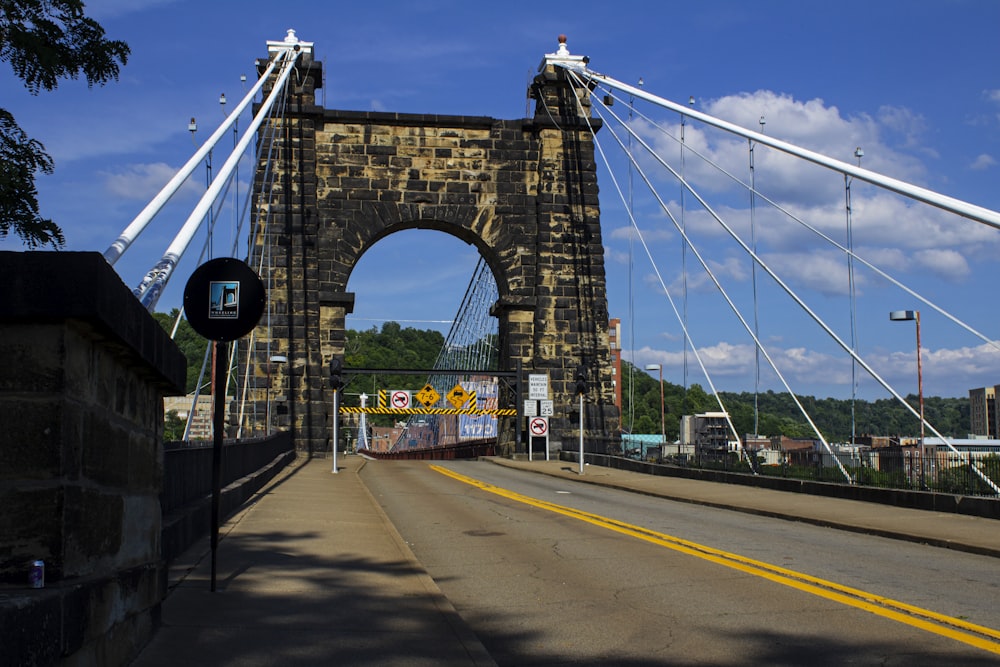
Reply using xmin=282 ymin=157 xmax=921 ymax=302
xmin=889 ymin=310 xmax=925 ymax=484
xmin=645 ymin=364 xmax=666 ymax=454
xmin=267 ymin=355 xmax=287 ymax=435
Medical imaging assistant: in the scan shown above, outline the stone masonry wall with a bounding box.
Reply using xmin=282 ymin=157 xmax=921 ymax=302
xmin=244 ymin=51 xmax=620 ymax=453
xmin=0 ymin=252 xmax=187 ymax=666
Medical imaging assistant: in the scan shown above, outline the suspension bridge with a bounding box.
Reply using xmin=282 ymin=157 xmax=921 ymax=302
xmin=9 ymin=29 xmax=1000 ymax=666
xmin=101 ymin=31 xmax=1000 ymax=492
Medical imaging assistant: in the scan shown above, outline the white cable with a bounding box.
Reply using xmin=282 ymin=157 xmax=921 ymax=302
xmin=136 ymin=48 xmax=301 ymax=309
xmin=597 ymin=110 xmax=846 ymax=475
xmin=607 ymin=91 xmax=1000 ymax=356
xmin=103 ymin=52 xmax=289 ymax=265
xmin=581 ymin=72 xmax=963 ymax=462
xmin=567 ymin=64 xmax=1000 ymax=231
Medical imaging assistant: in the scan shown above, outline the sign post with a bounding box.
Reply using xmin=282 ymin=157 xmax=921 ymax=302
xmin=528 ymin=416 xmax=549 ymax=458
xmin=527 ymin=374 xmax=549 ymax=460
xmin=183 ymin=258 xmax=265 ymax=592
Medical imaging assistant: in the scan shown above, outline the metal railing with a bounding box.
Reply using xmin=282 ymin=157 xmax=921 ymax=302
xmin=665 ymin=449 xmax=1000 ymax=497
xmin=161 ymin=431 xmax=294 ymax=515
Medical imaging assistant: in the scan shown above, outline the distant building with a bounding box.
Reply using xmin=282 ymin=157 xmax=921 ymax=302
xmin=370 ymin=425 xmax=405 ymax=452
xmin=608 ymin=318 xmax=622 ymax=413
xmin=680 ymin=412 xmax=730 ymax=460
xmin=163 ymin=394 xmax=214 ymax=441
xmin=770 ymin=435 xmax=817 ymax=466
xmin=969 ymin=386 xmax=997 ymax=438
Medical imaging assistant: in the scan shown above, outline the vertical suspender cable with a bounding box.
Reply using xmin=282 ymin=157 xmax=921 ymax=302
xmin=626 ymin=86 xmax=636 ymax=434
xmin=845 ymin=173 xmax=858 ymax=444
xmin=680 ymin=106 xmax=689 ymax=414
xmin=750 ymin=121 xmax=763 ymax=437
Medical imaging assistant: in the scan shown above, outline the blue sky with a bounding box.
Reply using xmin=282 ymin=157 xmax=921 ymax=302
xmin=3 ymin=0 xmax=1000 ymax=401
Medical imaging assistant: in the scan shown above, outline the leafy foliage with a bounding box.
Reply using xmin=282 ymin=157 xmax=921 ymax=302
xmin=0 ymin=109 xmax=60 ymax=247
xmin=343 ymin=322 xmax=444 ymax=378
xmin=0 ymin=0 xmax=130 ymax=247
xmin=619 ymin=360 xmax=969 ymax=441
xmin=164 ymin=409 xmax=186 ymax=441
xmin=153 ymin=309 xmax=209 ymax=394
xmin=342 ymin=322 xmax=446 ymax=425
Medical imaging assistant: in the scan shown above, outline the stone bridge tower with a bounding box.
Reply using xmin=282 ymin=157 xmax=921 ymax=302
xmin=246 ymin=35 xmax=620 ymax=455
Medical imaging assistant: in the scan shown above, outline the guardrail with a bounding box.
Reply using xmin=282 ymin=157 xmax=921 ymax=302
xmin=363 ymin=438 xmax=496 ymax=460
xmin=160 ymin=432 xmax=295 ymax=563
xmin=566 ymin=451 xmax=1000 ymax=520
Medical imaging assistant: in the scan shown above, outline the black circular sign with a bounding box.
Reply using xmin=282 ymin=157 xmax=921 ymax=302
xmin=183 ymin=257 xmax=266 ymax=341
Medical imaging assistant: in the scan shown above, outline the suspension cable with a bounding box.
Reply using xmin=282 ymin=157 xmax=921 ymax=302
xmin=569 ymin=64 xmax=1000 ymax=231
xmin=134 ymin=45 xmax=302 ymax=310
xmin=103 ymin=50 xmax=292 ymax=265
xmin=575 ymin=70 xmax=972 ymax=465
xmin=603 ymin=88 xmax=1000 ymax=356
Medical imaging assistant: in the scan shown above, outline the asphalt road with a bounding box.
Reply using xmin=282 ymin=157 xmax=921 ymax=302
xmin=360 ymin=459 xmax=1000 ymax=666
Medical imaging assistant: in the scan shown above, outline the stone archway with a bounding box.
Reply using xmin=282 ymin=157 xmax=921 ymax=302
xmin=245 ymin=46 xmax=620 ymax=455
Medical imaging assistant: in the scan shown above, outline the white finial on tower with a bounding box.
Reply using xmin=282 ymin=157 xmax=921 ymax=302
xmin=540 ymin=34 xmax=588 ymax=71
xmin=556 ymin=34 xmax=570 ymax=57
xmin=267 ymin=29 xmax=313 ymax=55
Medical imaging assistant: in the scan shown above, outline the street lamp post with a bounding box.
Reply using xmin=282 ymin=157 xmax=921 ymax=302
xmin=645 ymin=364 xmax=666 ymax=457
xmin=889 ymin=310 xmax=924 ymax=486
xmin=267 ymin=355 xmax=287 ymax=435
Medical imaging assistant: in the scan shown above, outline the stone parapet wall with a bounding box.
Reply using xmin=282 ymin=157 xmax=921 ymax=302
xmin=0 ymin=252 xmax=186 ymax=666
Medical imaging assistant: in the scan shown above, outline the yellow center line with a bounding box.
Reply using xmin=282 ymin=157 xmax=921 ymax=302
xmin=430 ymin=464 xmax=1000 ymax=655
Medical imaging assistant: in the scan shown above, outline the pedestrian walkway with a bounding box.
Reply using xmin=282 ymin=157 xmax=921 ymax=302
xmin=132 ymin=452 xmax=1000 ymax=667
xmin=487 ymin=457 xmax=1000 ymax=559
xmin=131 ymin=455 xmax=496 ymax=667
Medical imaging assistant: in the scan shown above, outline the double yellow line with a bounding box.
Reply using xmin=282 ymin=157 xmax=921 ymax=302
xmin=431 ymin=464 xmax=1000 ymax=655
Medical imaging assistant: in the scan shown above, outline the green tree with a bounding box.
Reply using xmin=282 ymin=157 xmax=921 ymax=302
xmin=153 ymin=309 xmax=208 ymax=394
xmin=0 ymin=0 xmax=129 ymax=247
xmin=163 ymin=409 xmax=186 ymax=442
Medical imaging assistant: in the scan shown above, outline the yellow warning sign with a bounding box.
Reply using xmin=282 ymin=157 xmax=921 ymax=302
xmin=415 ymin=384 xmax=440 ymax=408
xmin=446 ymin=384 xmax=470 ymax=409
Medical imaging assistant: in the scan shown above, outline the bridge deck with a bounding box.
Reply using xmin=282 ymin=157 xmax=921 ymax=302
xmin=133 ymin=453 xmax=1000 ymax=665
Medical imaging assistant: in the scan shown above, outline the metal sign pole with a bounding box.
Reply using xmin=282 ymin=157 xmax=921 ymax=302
xmin=579 ymin=393 xmax=584 ymax=475
xmin=210 ymin=341 xmax=226 ymax=592
xmin=332 ymin=389 xmax=339 ymax=474
xmin=528 ymin=418 xmax=533 ymax=462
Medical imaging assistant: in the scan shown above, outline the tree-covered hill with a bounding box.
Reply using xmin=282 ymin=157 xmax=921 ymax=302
xmin=153 ymin=316 xmax=972 ymax=441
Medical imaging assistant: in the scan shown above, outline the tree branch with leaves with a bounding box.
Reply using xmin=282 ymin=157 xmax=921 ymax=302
xmin=0 ymin=0 xmax=129 ymax=248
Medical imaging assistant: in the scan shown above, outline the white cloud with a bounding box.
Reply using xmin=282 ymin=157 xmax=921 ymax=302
xmin=971 ymin=154 xmax=996 ymax=170
xmin=759 ymin=250 xmax=856 ymax=296
xmin=609 ymin=224 xmax=673 ymax=243
xmin=636 ymin=337 xmax=1000 ymax=400
xmin=101 ymin=162 xmax=192 ymax=201
xmin=101 ymin=162 xmax=200 ymax=201
xmin=84 ymin=0 xmax=181 ymax=21
xmin=913 ymin=248 xmax=970 ymax=282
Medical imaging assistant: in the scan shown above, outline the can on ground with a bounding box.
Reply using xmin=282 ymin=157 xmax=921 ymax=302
xmin=29 ymin=560 xmax=44 ymax=589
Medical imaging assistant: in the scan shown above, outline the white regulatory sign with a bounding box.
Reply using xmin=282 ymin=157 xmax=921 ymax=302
xmin=528 ymin=373 xmax=549 ymax=400
xmin=523 ymin=399 xmax=538 ymax=416
xmin=539 ymin=399 xmax=554 ymax=416
xmin=528 ymin=416 xmax=549 ymax=436
xmin=389 ymin=390 xmax=411 ymax=409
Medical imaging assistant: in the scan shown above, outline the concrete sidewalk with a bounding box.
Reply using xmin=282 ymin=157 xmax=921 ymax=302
xmin=131 ymin=455 xmax=496 ymax=667
xmin=486 ymin=457 xmax=1000 ymax=559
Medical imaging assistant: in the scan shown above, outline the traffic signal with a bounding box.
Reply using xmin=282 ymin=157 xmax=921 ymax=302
xmin=329 ymin=356 xmax=344 ymax=390
xmin=575 ymin=364 xmax=588 ymax=395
